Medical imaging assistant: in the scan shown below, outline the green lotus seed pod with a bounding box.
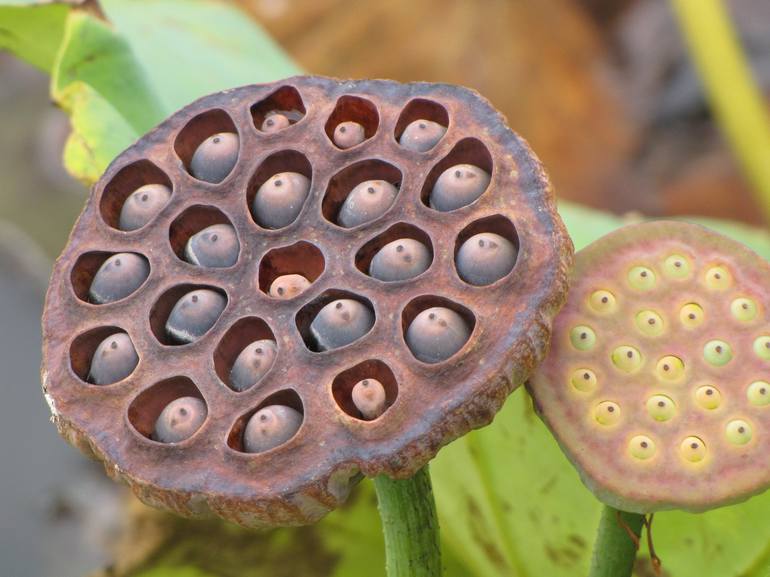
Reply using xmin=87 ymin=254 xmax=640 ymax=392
xmin=243 ymin=405 xmax=303 ymax=453
xmin=89 ymin=253 xmax=150 ymax=304
xmin=680 ymin=437 xmax=706 ymax=462
xmin=152 ymin=396 xmax=207 ymax=443
xmin=694 ymin=385 xmax=721 ymax=410
xmin=731 ymin=297 xmax=758 ymax=321
xmin=398 ymin=119 xmax=446 ymax=152
xmin=705 ymin=265 xmax=732 ymax=290
xmin=725 ymin=419 xmax=752 ymax=445
xmin=189 ymin=132 xmax=239 ymax=183
xmin=655 ymin=355 xmax=684 ymax=382
xmin=118 ymin=183 xmax=171 ymax=231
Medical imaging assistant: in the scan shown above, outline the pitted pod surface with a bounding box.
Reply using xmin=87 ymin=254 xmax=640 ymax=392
xmin=529 ymin=221 xmax=770 ymax=513
xmin=42 ymin=76 xmax=572 ymax=528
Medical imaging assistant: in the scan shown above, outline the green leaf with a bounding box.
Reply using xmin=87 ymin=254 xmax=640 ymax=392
xmin=0 ymin=4 xmax=69 ymax=71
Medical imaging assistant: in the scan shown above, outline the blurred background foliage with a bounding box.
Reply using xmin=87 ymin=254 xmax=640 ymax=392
xmin=2 ymin=1 xmax=770 ymax=576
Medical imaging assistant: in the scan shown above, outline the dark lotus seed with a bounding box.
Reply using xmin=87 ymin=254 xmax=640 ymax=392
xmin=243 ymin=405 xmax=303 ymax=453
xmin=398 ymin=119 xmax=447 ymax=152
xmin=269 ymin=274 xmax=311 ymax=299
xmin=184 ymin=223 xmax=239 ymax=268
xmin=430 ymin=164 xmax=491 ymax=212
xmin=337 ymin=180 xmax=398 ymax=228
xmin=165 ymin=289 xmax=226 ymax=344
xmin=253 ymin=172 xmax=310 ymax=229
xmin=261 ymin=112 xmax=291 ymax=133
xmin=456 ymin=232 xmax=517 ymax=286
xmin=152 ymin=396 xmax=207 ymax=443
xmin=333 ymin=121 xmax=366 ymax=149
xmin=406 ymin=306 xmax=471 ymax=363
xmin=189 ymin=132 xmax=239 ymax=183
xmin=310 ymin=299 xmax=374 ymax=351
xmin=118 ymin=183 xmax=171 ymax=231
xmin=88 ymin=253 xmax=150 ymax=304
xmin=229 ymin=339 xmax=277 ymax=392
xmin=88 ymin=332 xmax=138 ymax=385
xmin=351 ymin=378 xmax=387 ymax=420
xmin=369 ymin=238 xmax=431 ymax=281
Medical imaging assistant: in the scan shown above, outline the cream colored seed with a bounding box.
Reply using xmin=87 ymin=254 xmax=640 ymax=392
xmin=705 ymin=265 xmax=732 ymax=290
xmin=726 ymin=419 xmax=752 ymax=445
xmin=629 ymin=435 xmax=656 ymax=460
xmin=569 ymin=325 xmax=596 ymax=351
xmin=747 ymin=381 xmax=770 ymax=406
xmin=731 ymin=298 xmax=758 ymax=322
xmin=663 ymin=254 xmax=691 ymax=279
xmin=628 ymin=266 xmax=656 ymax=291
xmin=753 ymin=336 xmax=770 ymax=360
xmin=570 ymin=368 xmax=598 ymax=393
xmin=656 ymin=355 xmax=685 ymax=382
xmin=635 ymin=310 xmax=664 ymax=337
xmin=646 ymin=394 xmax=676 ymax=421
xmin=611 ymin=346 xmax=643 ymax=373
xmin=695 ymin=385 xmax=721 ymax=410
xmin=680 ymin=436 xmax=707 ymax=462
xmin=680 ymin=303 xmax=704 ymax=328
xmin=588 ymin=290 xmax=617 ymax=314
xmin=594 ymin=401 xmax=621 ymax=426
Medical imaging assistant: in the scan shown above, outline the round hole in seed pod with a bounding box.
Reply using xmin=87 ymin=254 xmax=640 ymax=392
xmin=227 ymin=390 xmax=304 ymax=453
xmin=213 ymin=317 xmax=277 ymax=393
xmin=324 ymin=95 xmax=379 ymax=150
xmin=401 ymin=296 xmax=476 ymax=364
xmin=169 ymin=206 xmax=239 ymax=269
xmin=420 ymin=138 xmax=493 ymax=211
xmin=69 ymin=327 xmax=139 ymax=385
xmin=127 ymin=376 xmax=206 ymax=443
xmin=99 ymin=159 xmax=173 ymax=230
xmin=331 ymin=360 xmax=398 ymax=422
xmin=149 ymin=284 xmax=228 ymax=346
xmin=246 ymin=150 xmax=313 ymax=230
xmin=173 ymin=109 xmax=239 ymax=184
xmin=295 ymin=290 xmax=376 ymax=352
xmin=250 ymin=85 xmax=306 ymax=133
xmin=394 ymin=98 xmax=449 ymax=153
xmin=257 ymin=241 xmax=325 ymax=299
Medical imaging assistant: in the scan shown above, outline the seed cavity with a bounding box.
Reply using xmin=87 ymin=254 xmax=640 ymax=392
xmin=570 ymin=368 xmax=597 ymax=393
xmin=695 ymin=385 xmax=721 ymax=410
xmin=680 ymin=303 xmax=705 ymax=328
xmin=569 ymin=325 xmax=596 ymax=351
xmin=747 ymin=381 xmax=770 ymax=406
xmin=588 ymin=290 xmax=617 ymax=315
xmin=629 ymin=435 xmax=656 ymax=460
xmin=611 ymin=345 xmax=643 ymax=373
xmin=663 ymin=254 xmax=691 ymax=279
xmin=705 ymin=265 xmax=732 ymax=290
xmin=731 ymin=297 xmax=758 ymax=322
xmin=646 ymin=394 xmax=676 ymax=421
xmin=753 ymin=336 xmax=770 ymax=360
xmin=627 ymin=266 xmax=656 ymax=291
xmin=594 ymin=401 xmax=621 ymax=426
xmin=655 ymin=355 xmax=685 ymax=382
xmin=703 ymin=340 xmax=733 ymax=366
xmin=725 ymin=419 xmax=753 ymax=445
xmin=635 ymin=310 xmax=664 ymax=337
xmin=680 ymin=436 xmax=706 ymax=462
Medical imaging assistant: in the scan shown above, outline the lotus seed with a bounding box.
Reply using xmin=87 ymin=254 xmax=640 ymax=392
xmin=333 ymin=121 xmax=366 ymax=149
xmin=88 ymin=332 xmax=139 ymax=385
xmin=611 ymin=345 xmax=643 ymax=373
xmin=88 ymin=253 xmax=150 ymax=304
xmin=570 ymin=368 xmax=598 ymax=393
xmin=118 ymin=183 xmax=171 ymax=231
xmin=726 ymin=419 xmax=752 ymax=445
xmin=588 ymin=290 xmax=617 ymax=314
xmin=731 ymin=297 xmax=758 ymax=322
xmin=405 ymin=306 xmax=471 ymax=363
xmin=398 ymin=119 xmax=446 ymax=152
xmin=704 ymin=340 xmax=733 ymax=366
xmin=165 ymin=289 xmax=226 ymax=344
xmin=456 ymin=232 xmax=517 ymax=286
xmin=680 ymin=303 xmax=705 ymax=328
xmin=753 ymin=336 xmax=770 ymax=360
xmin=635 ymin=310 xmax=664 ymax=337
xmin=680 ymin=436 xmax=706 ymax=462
xmin=646 ymin=394 xmax=676 ymax=421
xmin=310 ymin=299 xmax=374 ymax=351
xmin=629 ymin=435 xmax=656 ymax=460
xmin=253 ymin=172 xmax=310 ymax=229
xmin=705 ymin=265 xmax=732 ymax=290
xmin=627 ymin=266 xmax=656 ymax=291
xmin=337 ymin=180 xmax=399 ymax=228
xmin=430 ymin=164 xmax=491 ymax=212
xmin=569 ymin=325 xmax=597 ymax=351
xmin=189 ymin=132 xmax=239 ymax=183
xmin=243 ymin=405 xmax=303 ymax=453
xmin=269 ymin=274 xmax=311 ymax=299
xmin=369 ymin=238 xmax=431 ymax=281
xmin=663 ymin=254 xmax=691 ymax=279
xmin=656 ymin=355 xmax=685 ymax=382
xmin=152 ymin=396 xmax=207 ymax=443
xmin=594 ymin=401 xmax=621 ymax=426
xmin=695 ymin=385 xmax=721 ymax=410
xmin=261 ymin=112 xmax=291 ymax=132
xmin=184 ymin=223 xmax=239 ymax=268
xmin=351 ymin=378 xmax=388 ymax=420
xmin=229 ymin=339 xmax=277 ymax=392
xmin=747 ymin=381 xmax=770 ymax=406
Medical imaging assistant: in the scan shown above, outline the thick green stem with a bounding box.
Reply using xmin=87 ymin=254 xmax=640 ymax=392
xmin=588 ymin=505 xmax=645 ymax=577
xmin=374 ymin=465 xmax=442 ymax=577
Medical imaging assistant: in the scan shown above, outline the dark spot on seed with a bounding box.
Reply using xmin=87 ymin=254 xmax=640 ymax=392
xmin=213 ymin=137 xmax=221 ymax=144
xmin=601 ymin=296 xmax=608 ymax=303
xmin=640 ymin=271 xmax=648 ymax=277
xmin=339 ymin=125 xmax=346 ymax=133
xmin=706 ymin=389 xmax=714 ymax=396
xmin=141 ymin=194 xmax=149 ymax=202
xmin=429 ymin=313 xmax=436 ymax=320
xmin=675 ymin=261 xmax=682 ymax=268
xmin=691 ymin=442 xmax=698 ymax=449
xmin=627 ymin=351 xmax=633 ymax=358
xmin=716 ymin=346 xmax=723 ymax=353
xmin=658 ymin=401 xmax=665 ymax=407
xmin=689 ymin=313 xmax=696 ymax=319
xmin=277 ymin=287 xmax=284 ymax=295
xmin=367 ymin=186 xmax=376 ymax=194
xmin=110 ymin=341 xmax=118 ymax=349
xmin=274 ymin=179 xmax=283 ymax=187
xmin=607 ymin=406 xmax=615 ymax=413
xmin=743 ymin=303 xmax=749 ymax=310
xmin=715 ymin=273 xmax=722 ymax=279
xmin=739 ymin=426 xmax=746 ymax=433
xmin=648 ymin=318 xmax=656 ymax=325
xmin=663 ymin=364 xmax=670 ymax=371
xmin=419 ymin=123 xmax=426 ymax=129
xmin=583 ymin=373 xmax=590 ymax=380
xmin=640 ymin=441 xmax=648 ymax=448
xmin=396 ymin=244 xmax=404 ymax=252
xmin=335 ymin=302 xmax=343 ymax=309
xmin=191 ymin=295 xmax=198 ymax=303
xmin=581 ymin=333 xmax=588 ymax=340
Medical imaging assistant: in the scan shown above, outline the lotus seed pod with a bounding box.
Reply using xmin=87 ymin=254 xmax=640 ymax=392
xmin=430 ymin=164 xmax=491 ymax=212
xmin=398 ymin=119 xmax=446 ymax=152
xmin=152 ymin=396 xmax=207 ymax=443
xmin=89 ymin=253 xmax=150 ymax=304
xmin=189 ymin=132 xmax=239 ymax=183
xmin=268 ymin=274 xmax=311 ymax=299
xmin=229 ymin=339 xmax=277 ymax=392
xmin=337 ymin=180 xmax=398 ymax=228
xmin=88 ymin=333 xmax=139 ymax=385
xmin=369 ymin=238 xmax=431 ymax=281
xmin=184 ymin=224 xmax=239 ymax=268
xmin=243 ymin=405 xmax=303 ymax=453
xmin=165 ymin=289 xmax=226 ymax=344
xmin=529 ymin=221 xmax=770 ymax=514
xmin=456 ymin=232 xmax=517 ymax=286
xmin=351 ymin=379 xmax=387 ymax=420
xmin=252 ymin=172 xmax=310 ymax=229
xmin=310 ymin=299 xmax=374 ymax=351
xmin=405 ymin=307 xmax=471 ymax=364
xmin=118 ymin=183 xmax=171 ymax=231
xmin=333 ymin=121 xmax=366 ymax=149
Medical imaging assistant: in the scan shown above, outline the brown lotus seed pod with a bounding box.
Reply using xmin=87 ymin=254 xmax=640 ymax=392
xmin=406 ymin=306 xmax=471 ymax=363
xmin=269 ymin=274 xmax=310 ymax=299
xmin=42 ymin=76 xmax=572 ymax=528
xmin=152 ymin=396 xmax=207 ymax=443
xmin=398 ymin=119 xmax=446 ymax=152
xmin=185 ymin=224 xmax=239 ymax=268
xmin=229 ymin=339 xmax=277 ymax=392
xmin=119 ymin=183 xmax=171 ymax=231
xmin=88 ymin=332 xmax=139 ymax=385
xmin=189 ymin=132 xmax=239 ymax=183
xmin=369 ymin=238 xmax=431 ymax=281
xmin=252 ymin=172 xmax=310 ymax=229
xmin=244 ymin=405 xmax=303 ymax=453
xmin=430 ymin=164 xmax=491 ymax=212
xmin=89 ymin=253 xmax=150 ymax=304
xmin=351 ymin=378 xmax=387 ymax=420
xmin=529 ymin=221 xmax=770 ymax=513
xmin=165 ymin=289 xmax=227 ymax=344
xmin=456 ymin=232 xmax=517 ymax=286
xmin=337 ymin=180 xmax=399 ymax=228
xmin=333 ymin=121 xmax=366 ymax=149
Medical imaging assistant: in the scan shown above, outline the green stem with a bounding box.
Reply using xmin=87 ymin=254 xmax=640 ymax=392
xmin=671 ymin=0 xmax=770 ymax=222
xmin=588 ymin=505 xmax=645 ymax=577
xmin=374 ymin=465 xmax=442 ymax=577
